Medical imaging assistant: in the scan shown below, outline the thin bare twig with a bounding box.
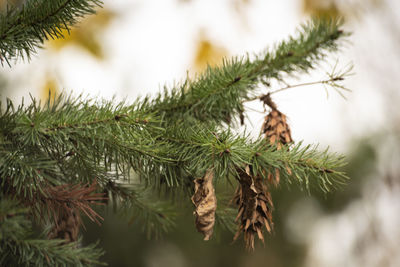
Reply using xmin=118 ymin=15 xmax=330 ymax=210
xmin=243 ymin=62 xmax=353 ymax=103
xmin=244 ymin=77 xmax=344 ymax=103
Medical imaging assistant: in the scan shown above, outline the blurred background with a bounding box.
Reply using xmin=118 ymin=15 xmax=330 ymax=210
xmin=1 ymin=0 xmax=400 ymax=266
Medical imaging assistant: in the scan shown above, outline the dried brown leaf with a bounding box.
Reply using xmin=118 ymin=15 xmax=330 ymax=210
xmin=35 ymin=181 xmax=106 ymax=243
xmin=261 ymin=96 xmax=293 ymax=186
xmin=48 ymin=210 xmax=81 ymax=243
xmin=233 ymin=167 xmax=274 ymax=251
xmin=191 ymin=169 xmax=217 ymax=241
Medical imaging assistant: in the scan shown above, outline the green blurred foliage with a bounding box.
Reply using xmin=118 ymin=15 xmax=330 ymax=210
xmin=315 ymin=137 xmax=378 ymax=212
xmin=0 ymin=0 xmax=24 ymax=10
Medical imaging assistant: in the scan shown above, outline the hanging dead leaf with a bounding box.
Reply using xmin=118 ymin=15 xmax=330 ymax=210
xmin=42 ymin=182 xmax=105 ymax=243
xmin=261 ymin=94 xmax=293 ymax=185
xmin=48 ymin=209 xmax=81 ymax=243
xmin=233 ymin=166 xmax=273 ymax=251
xmin=261 ymin=97 xmax=292 ymax=147
xmin=191 ymin=169 xmax=217 ymax=240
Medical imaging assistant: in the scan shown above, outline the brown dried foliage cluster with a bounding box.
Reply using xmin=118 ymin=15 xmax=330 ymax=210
xmin=34 ymin=182 xmax=105 ymax=243
xmin=191 ymin=94 xmax=292 ymax=250
xmin=261 ymin=93 xmax=293 ymax=185
xmin=233 ymin=166 xmax=274 ymax=251
xmin=261 ymin=94 xmax=293 ymax=149
xmin=47 ymin=209 xmax=81 ymax=242
xmin=233 ymin=94 xmax=292 ymax=250
xmin=191 ymin=169 xmax=217 ymax=240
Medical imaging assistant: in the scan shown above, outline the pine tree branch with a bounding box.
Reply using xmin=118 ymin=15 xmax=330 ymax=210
xmin=0 ymin=16 xmax=351 ymax=260
xmin=0 ymin=149 xmax=61 ymax=198
xmin=30 ymin=182 xmax=105 ymax=226
xmin=121 ymin=185 xmax=177 ymax=239
xmin=1 ymin=89 xmax=347 ymax=196
xmin=149 ymin=18 xmax=348 ymax=125
xmin=0 ymin=0 xmax=103 ymax=64
xmin=150 ymin=125 xmax=347 ymax=191
xmin=0 ymin=95 xmax=176 ymax=186
xmin=0 ymin=199 xmax=105 ymax=266
xmin=2 ymin=238 xmax=105 ymax=266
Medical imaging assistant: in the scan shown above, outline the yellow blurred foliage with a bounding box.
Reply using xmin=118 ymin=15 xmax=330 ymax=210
xmin=47 ymin=9 xmax=116 ymax=60
xmin=40 ymin=76 xmax=59 ymax=104
xmin=303 ymin=0 xmax=340 ymax=18
xmin=193 ymin=36 xmax=228 ymax=72
xmin=302 ymin=0 xmax=384 ymax=18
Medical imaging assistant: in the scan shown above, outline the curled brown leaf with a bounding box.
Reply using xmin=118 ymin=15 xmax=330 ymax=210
xmin=191 ymin=169 xmax=217 ymax=241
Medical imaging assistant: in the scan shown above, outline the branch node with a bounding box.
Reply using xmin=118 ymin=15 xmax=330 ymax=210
xmin=259 ymin=93 xmax=277 ymax=110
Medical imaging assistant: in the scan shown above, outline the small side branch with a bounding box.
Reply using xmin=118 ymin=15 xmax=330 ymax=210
xmin=244 ymin=62 xmax=353 ymax=103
